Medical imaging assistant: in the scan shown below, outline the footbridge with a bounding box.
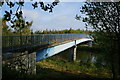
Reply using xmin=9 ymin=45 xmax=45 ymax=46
xmin=2 ymin=34 xmax=93 ymax=74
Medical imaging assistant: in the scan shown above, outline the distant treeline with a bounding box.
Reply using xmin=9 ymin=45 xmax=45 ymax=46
xmin=34 ymin=28 xmax=92 ymax=34
xmin=1 ymin=17 xmax=92 ymax=35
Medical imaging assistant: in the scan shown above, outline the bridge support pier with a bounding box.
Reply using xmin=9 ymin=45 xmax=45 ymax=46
xmin=88 ymin=41 xmax=92 ymax=47
xmin=68 ymin=45 xmax=77 ymax=61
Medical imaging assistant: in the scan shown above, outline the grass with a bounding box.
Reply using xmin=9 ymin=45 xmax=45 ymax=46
xmin=2 ymin=58 xmax=112 ymax=80
xmin=36 ymin=57 xmax=111 ymax=79
xmin=37 ymin=59 xmax=80 ymax=74
xmin=2 ymin=45 xmax=114 ymax=80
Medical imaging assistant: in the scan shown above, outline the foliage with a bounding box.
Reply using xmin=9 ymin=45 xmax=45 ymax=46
xmin=0 ymin=0 xmax=59 ymax=35
xmin=2 ymin=18 xmax=14 ymax=35
xmin=2 ymin=18 xmax=32 ymax=35
xmin=79 ymin=2 xmax=120 ymax=79
xmin=34 ymin=28 xmax=92 ymax=34
xmin=0 ymin=18 xmax=2 ymax=35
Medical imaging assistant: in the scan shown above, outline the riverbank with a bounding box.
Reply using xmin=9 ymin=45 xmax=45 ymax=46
xmin=2 ymin=45 xmax=115 ymax=80
xmin=2 ymin=59 xmax=111 ymax=80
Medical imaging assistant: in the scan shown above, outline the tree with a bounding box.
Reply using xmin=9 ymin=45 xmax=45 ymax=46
xmin=0 ymin=0 xmax=59 ymax=35
xmin=79 ymin=2 xmax=120 ymax=79
xmin=2 ymin=16 xmax=32 ymax=35
xmin=0 ymin=19 xmax=2 ymax=35
xmin=10 ymin=18 xmax=33 ymax=35
xmin=2 ymin=18 xmax=14 ymax=35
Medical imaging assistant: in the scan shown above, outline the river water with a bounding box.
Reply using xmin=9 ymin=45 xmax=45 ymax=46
xmin=50 ymin=46 xmax=108 ymax=68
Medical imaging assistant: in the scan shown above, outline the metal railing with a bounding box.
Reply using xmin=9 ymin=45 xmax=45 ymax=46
xmin=2 ymin=34 xmax=91 ymax=52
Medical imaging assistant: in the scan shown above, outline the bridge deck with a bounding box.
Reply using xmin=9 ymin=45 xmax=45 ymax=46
xmin=2 ymin=34 xmax=92 ymax=53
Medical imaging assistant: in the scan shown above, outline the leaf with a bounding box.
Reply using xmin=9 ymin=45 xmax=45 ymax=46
xmin=19 ymin=2 xmax=24 ymax=6
xmin=44 ymin=6 xmax=48 ymax=11
xmin=11 ymin=25 xmax=14 ymax=28
xmin=0 ymin=1 xmax=4 ymax=7
xmin=32 ymin=2 xmax=38 ymax=9
xmin=10 ymin=20 xmax=13 ymax=23
xmin=9 ymin=2 xmax=15 ymax=8
xmin=19 ymin=11 xmax=22 ymax=14
xmin=4 ymin=11 xmax=11 ymax=21
xmin=49 ymin=8 xmax=52 ymax=13
xmin=26 ymin=22 xmax=28 ymax=25
xmin=10 ymin=10 xmax=12 ymax=14
xmin=39 ymin=2 xmax=44 ymax=7
xmin=5 ymin=11 xmax=9 ymax=14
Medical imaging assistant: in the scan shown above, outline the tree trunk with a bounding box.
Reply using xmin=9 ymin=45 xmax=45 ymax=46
xmin=118 ymin=38 xmax=120 ymax=75
xmin=111 ymin=63 xmax=117 ymax=80
xmin=111 ymin=52 xmax=118 ymax=80
xmin=110 ymin=39 xmax=118 ymax=80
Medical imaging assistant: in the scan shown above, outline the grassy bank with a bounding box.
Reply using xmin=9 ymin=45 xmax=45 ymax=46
xmin=2 ymin=45 xmax=113 ymax=80
xmin=36 ymin=57 xmax=111 ymax=78
xmin=2 ymin=59 xmax=111 ymax=80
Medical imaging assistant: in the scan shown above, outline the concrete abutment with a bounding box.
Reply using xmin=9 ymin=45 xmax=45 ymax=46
xmin=3 ymin=51 xmax=36 ymax=74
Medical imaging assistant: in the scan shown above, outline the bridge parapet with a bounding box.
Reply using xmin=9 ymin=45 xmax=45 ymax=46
xmin=2 ymin=34 xmax=92 ymax=53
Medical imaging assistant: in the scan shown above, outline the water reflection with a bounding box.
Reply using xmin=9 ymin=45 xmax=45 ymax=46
xmin=78 ymin=51 xmax=106 ymax=66
xmin=51 ymin=48 xmax=107 ymax=68
xmin=91 ymin=56 xmax=96 ymax=63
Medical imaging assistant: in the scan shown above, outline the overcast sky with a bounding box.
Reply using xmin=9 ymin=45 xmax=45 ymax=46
xmin=1 ymin=2 xmax=87 ymax=31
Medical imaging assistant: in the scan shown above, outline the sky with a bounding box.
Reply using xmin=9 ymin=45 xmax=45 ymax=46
xmin=1 ymin=2 xmax=88 ymax=31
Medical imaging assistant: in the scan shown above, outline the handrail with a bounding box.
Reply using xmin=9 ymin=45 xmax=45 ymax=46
xmin=2 ymin=34 xmax=91 ymax=52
